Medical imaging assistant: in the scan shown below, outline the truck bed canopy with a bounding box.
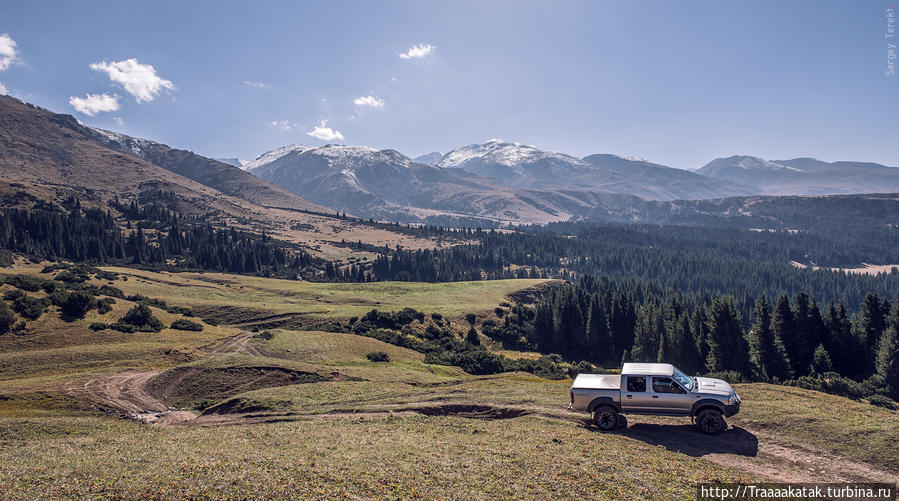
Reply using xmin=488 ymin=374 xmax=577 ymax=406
xmin=621 ymin=363 xmax=675 ymax=376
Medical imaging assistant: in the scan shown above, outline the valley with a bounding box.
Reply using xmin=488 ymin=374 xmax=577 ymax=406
xmin=0 ymin=261 xmax=896 ymax=499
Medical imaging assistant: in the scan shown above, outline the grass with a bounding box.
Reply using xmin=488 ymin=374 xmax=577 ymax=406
xmin=731 ymin=383 xmax=899 ymax=471
xmin=99 ymin=266 xmax=551 ymax=319
xmin=0 ymin=414 xmax=751 ymax=500
xmin=249 ymin=329 xmax=425 ymax=365
xmin=1 ymin=261 xmax=897 ymax=497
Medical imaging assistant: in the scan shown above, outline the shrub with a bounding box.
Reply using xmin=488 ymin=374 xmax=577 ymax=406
xmin=89 ymin=322 xmax=108 ymax=331
xmin=97 ymin=297 xmax=115 ymax=315
xmin=0 ymin=302 xmax=15 ymax=334
xmin=98 ymin=285 xmax=125 ymax=298
xmin=3 ymin=275 xmax=51 ymax=292
xmin=95 ymin=270 xmax=119 ymax=281
xmin=11 ymin=295 xmax=48 ymax=320
xmin=3 ymin=290 xmax=25 ymax=301
xmin=465 ymin=313 xmax=477 ymax=326
xmin=252 ymin=330 xmax=274 ymax=340
xmin=494 ymin=307 xmax=505 ymax=317
xmin=366 ymin=351 xmax=390 ymax=362
xmin=869 ymin=394 xmax=897 ymax=410
xmin=61 ymin=291 xmax=96 ymax=319
xmin=569 ymin=360 xmax=596 ymax=378
xmin=703 ymin=370 xmax=749 ymax=384
xmin=119 ymin=304 xmax=164 ymax=332
xmin=54 ymin=270 xmax=86 ymax=284
xmin=170 ymin=318 xmax=203 ymax=331
xmin=465 ymin=326 xmax=480 ymax=346
xmin=48 ymin=289 xmax=70 ymax=307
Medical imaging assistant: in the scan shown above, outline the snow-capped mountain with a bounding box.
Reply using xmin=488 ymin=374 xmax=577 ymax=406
xmin=214 ymin=157 xmax=247 ymax=168
xmin=413 ymin=152 xmax=444 ymax=165
xmin=438 ymin=139 xmax=595 ymax=185
xmin=243 ymin=144 xmax=315 ymax=171
xmin=698 ymin=155 xmax=899 ymax=195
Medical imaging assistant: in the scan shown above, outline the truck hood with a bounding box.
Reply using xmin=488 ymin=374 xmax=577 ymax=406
xmin=694 ymin=377 xmax=734 ymax=397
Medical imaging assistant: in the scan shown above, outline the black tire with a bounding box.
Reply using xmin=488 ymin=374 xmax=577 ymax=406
xmin=696 ymin=409 xmax=726 ymax=434
xmin=617 ymin=414 xmax=628 ymax=429
xmin=593 ymin=406 xmax=619 ymax=431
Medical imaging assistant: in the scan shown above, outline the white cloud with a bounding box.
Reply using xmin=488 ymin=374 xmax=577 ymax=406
xmin=0 ymin=33 xmax=18 ymax=71
xmin=68 ymin=93 xmax=120 ymax=116
xmin=270 ymin=120 xmax=295 ymax=130
xmin=0 ymin=82 xmax=6 ymax=95
xmin=399 ymin=43 xmax=434 ymax=60
xmin=89 ymin=58 xmax=175 ymax=102
xmin=354 ymin=95 xmax=385 ymax=108
xmin=306 ymin=120 xmax=345 ymax=141
xmin=243 ymin=80 xmax=270 ymax=89
xmin=113 ymin=116 xmax=124 ymax=125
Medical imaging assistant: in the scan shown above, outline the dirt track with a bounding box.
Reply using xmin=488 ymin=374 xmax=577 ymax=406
xmin=66 ymin=331 xmax=899 ymax=484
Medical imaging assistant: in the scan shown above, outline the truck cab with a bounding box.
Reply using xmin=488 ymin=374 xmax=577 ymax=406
xmin=569 ymin=363 xmax=741 ymax=434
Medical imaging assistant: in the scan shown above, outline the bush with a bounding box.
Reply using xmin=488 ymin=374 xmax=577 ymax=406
xmin=465 ymin=313 xmax=477 ymax=326
xmin=98 ymin=285 xmax=125 ymax=298
xmin=494 ymin=307 xmax=505 ymax=317
xmin=366 ymin=351 xmax=390 ymax=362
xmin=789 ymin=372 xmax=867 ymax=400
xmin=54 ymin=270 xmax=86 ymax=284
xmin=703 ymin=370 xmax=749 ymax=384
xmin=3 ymin=290 xmax=24 ymax=301
xmin=11 ymin=295 xmax=48 ymax=320
xmin=89 ymin=322 xmax=108 ymax=331
xmin=569 ymin=360 xmax=596 ymax=378
xmin=119 ymin=304 xmax=164 ymax=332
xmin=97 ymin=297 xmax=115 ymax=315
xmin=48 ymin=289 xmax=69 ymax=307
xmin=170 ymin=318 xmax=203 ymax=331
xmin=3 ymin=275 xmax=51 ymax=292
xmin=869 ymin=394 xmax=897 ymax=410
xmin=0 ymin=302 xmax=15 ymax=334
xmin=61 ymin=291 xmax=96 ymax=319
xmin=252 ymin=330 xmax=274 ymax=340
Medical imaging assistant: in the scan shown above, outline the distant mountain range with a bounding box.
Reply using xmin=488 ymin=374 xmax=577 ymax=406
xmin=243 ymin=138 xmax=899 ymax=224
xmin=696 ymin=155 xmax=899 ymax=195
xmin=4 ymin=94 xmax=898 ymax=229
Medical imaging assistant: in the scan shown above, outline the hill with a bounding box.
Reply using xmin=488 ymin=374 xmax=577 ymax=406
xmin=0 ymin=96 xmax=441 ymax=259
xmin=0 ymin=261 xmax=895 ymax=499
xmin=698 ymin=155 xmax=899 ymax=195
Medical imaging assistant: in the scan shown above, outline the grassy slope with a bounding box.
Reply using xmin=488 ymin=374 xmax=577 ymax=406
xmin=100 ymin=266 xmax=550 ymax=319
xmin=1 ymin=263 xmax=897 ymax=498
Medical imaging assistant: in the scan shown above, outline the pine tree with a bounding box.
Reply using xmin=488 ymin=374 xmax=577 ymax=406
xmin=705 ymin=297 xmax=751 ymax=375
xmin=874 ymin=327 xmax=899 ymax=400
xmin=861 ymin=293 xmax=887 ymax=358
xmin=772 ymin=294 xmax=796 ymax=376
xmin=749 ymin=294 xmax=791 ymax=381
xmin=810 ymin=343 xmax=833 ymax=375
xmin=668 ymin=312 xmax=702 ymax=375
xmin=585 ymin=295 xmax=612 ymax=362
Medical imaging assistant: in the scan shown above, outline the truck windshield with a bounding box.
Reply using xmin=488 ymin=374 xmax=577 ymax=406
xmin=672 ymin=368 xmax=694 ymax=391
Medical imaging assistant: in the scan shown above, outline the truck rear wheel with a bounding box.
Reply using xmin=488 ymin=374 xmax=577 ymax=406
xmin=592 ymin=406 xmax=619 ymax=431
xmin=696 ymin=409 xmax=726 ymax=434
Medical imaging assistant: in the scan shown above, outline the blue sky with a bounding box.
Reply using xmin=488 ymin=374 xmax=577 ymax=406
xmin=1 ymin=0 xmax=896 ymax=168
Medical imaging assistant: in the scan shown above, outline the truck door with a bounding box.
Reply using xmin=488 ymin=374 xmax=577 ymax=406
xmin=621 ymin=375 xmax=653 ymax=412
xmin=649 ymin=376 xmax=693 ymax=414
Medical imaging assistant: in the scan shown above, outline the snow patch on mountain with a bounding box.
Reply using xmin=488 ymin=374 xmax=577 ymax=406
xmin=244 ymin=144 xmax=315 ymax=171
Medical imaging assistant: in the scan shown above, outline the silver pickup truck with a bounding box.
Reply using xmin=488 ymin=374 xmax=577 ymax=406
xmin=569 ymin=363 xmax=741 ymax=434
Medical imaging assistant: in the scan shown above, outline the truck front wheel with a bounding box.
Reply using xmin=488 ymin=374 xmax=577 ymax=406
xmin=696 ymin=409 xmax=726 ymax=434
xmin=592 ymin=406 xmax=619 ymax=431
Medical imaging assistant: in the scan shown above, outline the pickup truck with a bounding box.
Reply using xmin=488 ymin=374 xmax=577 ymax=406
xmin=569 ymin=363 xmax=741 ymax=434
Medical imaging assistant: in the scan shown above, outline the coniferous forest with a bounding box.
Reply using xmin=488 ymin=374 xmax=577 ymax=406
xmin=1 ymin=198 xmax=897 ymax=400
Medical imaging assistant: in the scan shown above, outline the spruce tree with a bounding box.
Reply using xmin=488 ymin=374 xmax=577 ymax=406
xmin=749 ymin=294 xmax=791 ymax=381
xmin=705 ymin=297 xmax=751 ymax=376
xmin=875 ymin=327 xmax=899 ymax=400
xmin=810 ymin=344 xmax=833 ymax=375
xmin=772 ymin=294 xmax=796 ymax=376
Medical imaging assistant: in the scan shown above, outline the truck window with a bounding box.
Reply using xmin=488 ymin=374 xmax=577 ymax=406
xmin=626 ymin=376 xmax=646 ymax=392
xmin=652 ymin=377 xmax=685 ymax=394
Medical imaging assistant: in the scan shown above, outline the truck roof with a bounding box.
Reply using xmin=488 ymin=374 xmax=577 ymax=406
xmin=621 ymin=363 xmax=675 ymax=376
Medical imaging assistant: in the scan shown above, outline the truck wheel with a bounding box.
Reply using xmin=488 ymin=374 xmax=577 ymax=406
xmin=616 ymin=414 xmax=628 ymax=429
xmin=696 ymin=409 xmax=726 ymax=434
xmin=593 ymin=406 xmax=619 ymax=431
